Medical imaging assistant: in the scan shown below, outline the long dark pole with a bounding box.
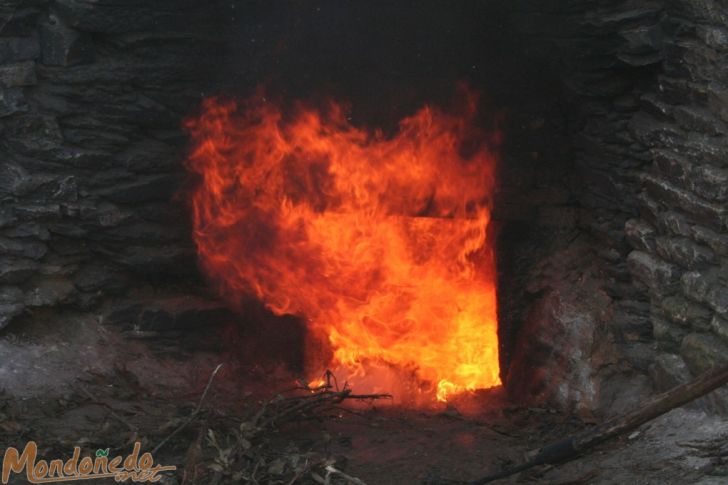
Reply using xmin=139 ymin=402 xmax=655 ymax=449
xmin=468 ymin=363 xmax=728 ymax=485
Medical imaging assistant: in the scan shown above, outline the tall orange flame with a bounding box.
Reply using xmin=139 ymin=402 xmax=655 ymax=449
xmin=185 ymin=90 xmax=501 ymax=406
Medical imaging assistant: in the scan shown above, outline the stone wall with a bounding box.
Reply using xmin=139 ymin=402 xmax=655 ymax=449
xmin=503 ymin=0 xmax=728 ymax=415
xmin=625 ymin=0 xmax=728 ymax=412
xmin=0 ymin=0 xmax=228 ymax=332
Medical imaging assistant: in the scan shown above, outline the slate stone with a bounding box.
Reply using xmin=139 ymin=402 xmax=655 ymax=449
xmin=73 ymin=263 xmax=129 ymax=293
xmin=617 ymin=51 xmax=663 ymax=67
xmin=659 ymin=295 xmax=712 ymax=330
xmin=627 ymin=250 xmax=681 ymax=294
xmin=673 ymin=105 xmax=724 ymax=136
xmin=104 ymin=295 xmax=233 ymax=333
xmin=138 ymin=296 xmax=232 ymax=331
xmin=655 ymin=236 xmax=714 ymax=269
xmin=680 ymin=333 xmax=728 ymax=374
xmin=96 ymin=174 xmax=179 ymax=204
xmin=682 ymin=270 xmax=728 ymax=316
xmin=652 ymin=315 xmax=687 ymax=351
xmin=694 ymin=164 xmax=728 ymax=201
xmin=3 ymin=223 xmax=51 ymax=241
xmin=47 ymin=223 xmax=87 ymax=238
xmin=3 ymin=114 xmax=64 ymax=156
xmin=55 ymin=0 xmax=176 ymax=34
xmin=711 ymin=314 xmax=728 ymax=344
xmin=0 ymin=36 xmax=40 ymax=64
xmin=707 ymin=83 xmax=728 ymax=123
xmin=644 ymin=174 xmax=727 ymax=231
xmin=0 ymin=258 xmax=39 ymax=284
xmin=97 ymin=222 xmax=184 ymax=244
xmin=0 ymin=303 xmax=24 ymax=330
xmin=81 ymin=202 xmax=133 ymax=228
xmin=649 ymin=353 xmax=692 ymax=390
xmin=625 ymin=218 xmax=656 ymax=251
xmin=114 ymin=138 xmax=175 ymax=173
xmin=24 ymin=279 xmax=75 ymax=307
xmin=39 ymin=12 xmax=95 ymax=66
xmin=0 ymin=87 xmax=28 ymax=118
xmin=691 ymin=225 xmax=728 ymax=256
xmin=656 ymin=210 xmax=692 ymax=237
xmin=0 ymin=162 xmax=29 ymax=197
xmin=14 ymin=204 xmax=62 ymax=220
xmin=104 ymin=245 xmax=195 ymax=274
xmin=0 ymin=208 xmax=17 ymax=229
xmin=653 ymin=149 xmax=728 ymax=202
xmin=697 ymin=25 xmax=728 ymax=49
xmin=0 ymin=286 xmax=23 ymax=304
xmin=0 ymin=236 xmax=48 ymax=260
xmin=0 ymin=61 xmax=37 ymax=88
xmin=0 ymin=6 xmax=42 ymax=37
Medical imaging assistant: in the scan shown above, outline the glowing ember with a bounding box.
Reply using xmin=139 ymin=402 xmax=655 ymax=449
xmin=185 ymin=88 xmax=501 ymax=405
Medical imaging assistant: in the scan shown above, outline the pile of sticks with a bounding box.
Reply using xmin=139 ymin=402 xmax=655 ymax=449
xmin=192 ymin=369 xmax=390 ymax=484
xmin=247 ymin=370 xmax=392 ymax=431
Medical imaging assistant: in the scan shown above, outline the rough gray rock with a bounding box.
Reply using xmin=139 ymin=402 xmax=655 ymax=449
xmin=691 ymin=224 xmax=728 ymax=256
xmin=655 ymin=236 xmax=714 ymax=269
xmin=649 ymin=352 xmax=692 ymax=390
xmin=656 ymin=211 xmax=692 ymax=237
xmin=652 ymin=315 xmax=687 ymax=351
xmin=625 ymin=218 xmax=657 ymax=251
xmin=711 ymin=314 xmax=728 ymax=344
xmin=659 ymin=295 xmax=713 ymax=330
xmin=680 ymin=333 xmax=728 ymax=374
xmin=627 ymin=250 xmax=681 ymax=295
xmin=682 ymin=270 xmax=728 ymax=316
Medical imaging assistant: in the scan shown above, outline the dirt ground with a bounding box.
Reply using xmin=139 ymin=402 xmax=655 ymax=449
xmin=0 ymin=313 xmax=727 ymax=484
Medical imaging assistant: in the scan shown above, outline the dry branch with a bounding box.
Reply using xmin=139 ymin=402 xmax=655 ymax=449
xmin=153 ymin=363 xmax=223 ymax=454
xmin=204 ymin=371 xmax=389 ymax=484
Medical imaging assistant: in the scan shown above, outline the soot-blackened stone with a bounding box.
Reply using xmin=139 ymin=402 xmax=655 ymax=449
xmin=0 ymin=258 xmax=39 ymax=284
xmin=73 ymin=263 xmax=129 ymax=294
xmin=0 ymin=87 xmax=28 ymax=118
xmin=24 ymin=278 xmax=75 ymax=307
xmin=0 ymin=61 xmax=37 ymax=88
xmin=39 ymin=12 xmax=95 ymax=66
xmin=104 ymin=296 xmax=233 ymax=333
xmin=0 ymin=36 xmax=41 ymax=64
xmin=96 ymin=174 xmax=179 ymax=204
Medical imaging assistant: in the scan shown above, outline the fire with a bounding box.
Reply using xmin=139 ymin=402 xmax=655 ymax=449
xmin=185 ymin=89 xmax=501 ymax=405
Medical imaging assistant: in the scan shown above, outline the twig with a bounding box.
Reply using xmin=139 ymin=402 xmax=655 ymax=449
xmin=153 ymin=363 xmax=223 ymax=454
xmin=286 ymin=457 xmax=328 ymax=485
xmin=324 ymin=464 xmax=368 ymax=485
